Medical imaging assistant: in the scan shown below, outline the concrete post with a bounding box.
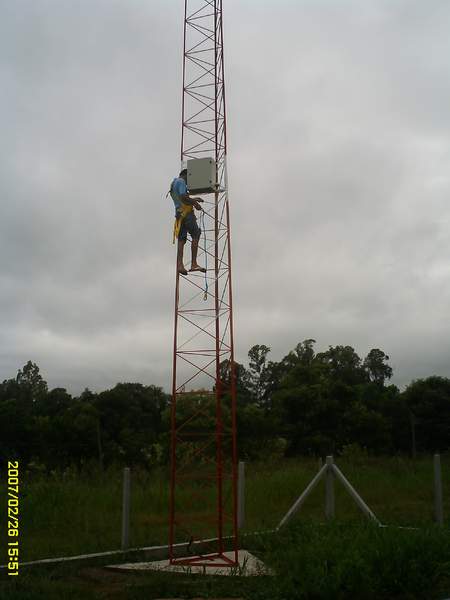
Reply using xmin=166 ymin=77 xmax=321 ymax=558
xmin=325 ymin=456 xmax=335 ymax=520
xmin=332 ymin=464 xmax=381 ymax=525
xmin=121 ymin=467 xmax=131 ymax=550
xmin=278 ymin=464 xmax=328 ymax=529
xmin=434 ymin=454 xmax=444 ymax=527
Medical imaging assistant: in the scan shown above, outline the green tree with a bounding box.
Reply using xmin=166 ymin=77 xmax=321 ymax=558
xmin=403 ymin=376 xmax=450 ymax=453
xmin=32 ymin=387 xmax=74 ymax=468
xmin=271 ymin=342 xmax=338 ymax=455
xmin=363 ymin=349 xmax=393 ymax=385
xmin=16 ymin=360 xmax=48 ymax=404
xmin=248 ymin=344 xmax=271 ymax=406
xmin=94 ymin=383 xmax=168 ymax=465
xmin=316 ymin=345 xmax=367 ymax=386
xmin=237 ymin=403 xmax=280 ymax=459
xmin=0 ymin=361 xmax=49 ymax=463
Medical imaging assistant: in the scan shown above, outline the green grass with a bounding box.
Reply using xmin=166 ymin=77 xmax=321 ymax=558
xmin=1 ymin=523 xmax=450 ymax=599
xmin=1 ymin=456 xmax=450 ymax=599
xmin=1 ymin=456 xmax=449 ymax=563
xmin=257 ymin=521 xmax=450 ymax=600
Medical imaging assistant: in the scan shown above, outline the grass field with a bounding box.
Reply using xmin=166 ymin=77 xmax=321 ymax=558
xmin=1 ymin=456 xmax=450 ymax=599
xmin=4 ymin=455 xmax=449 ymax=562
xmin=2 ymin=523 xmax=450 ymax=600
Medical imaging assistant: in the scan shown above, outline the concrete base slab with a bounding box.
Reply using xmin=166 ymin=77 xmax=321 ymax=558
xmin=107 ymin=550 xmax=270 ymax=577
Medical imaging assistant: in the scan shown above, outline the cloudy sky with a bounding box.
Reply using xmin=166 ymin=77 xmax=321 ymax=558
xmin=1 ymin=0 xmax=450 ymax=394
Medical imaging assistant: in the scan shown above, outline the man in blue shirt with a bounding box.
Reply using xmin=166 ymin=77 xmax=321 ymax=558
xmin=170 ymin=169 xmax=206 ymax=275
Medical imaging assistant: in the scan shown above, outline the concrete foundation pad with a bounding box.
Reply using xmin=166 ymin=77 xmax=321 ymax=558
xmin=107 ymin=550 xmax=270 ymax=576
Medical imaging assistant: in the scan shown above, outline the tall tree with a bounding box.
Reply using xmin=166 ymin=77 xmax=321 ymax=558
xmin=16 ymin=360 xmax=48 ymax=404
xmin=0 ymin=361 xmax=48 ymax=463
xmin=316 ymin=345 xmax=367 ymax=386
xmin=363 ymin=349 xmax=393 ymax=385
xmin=248 ymin=344 xmax=271 ymax=406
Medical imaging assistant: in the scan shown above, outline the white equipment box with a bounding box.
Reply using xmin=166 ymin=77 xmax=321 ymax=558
xmin=187 ymin=158 xmax=217 ymax=194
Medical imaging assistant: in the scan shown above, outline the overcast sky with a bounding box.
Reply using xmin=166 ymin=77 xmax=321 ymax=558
xmin=1 ymin=0 xmax=450 ymax=395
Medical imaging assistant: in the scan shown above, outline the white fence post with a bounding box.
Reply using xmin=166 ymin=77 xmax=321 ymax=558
xmin=434 ymin=454 xmax=444 ymax=527
xmin=325 ymin=456 xmax=335 ymax=520
xmin=121 ymin=467 xmax=131 ymax=550
xmin=277 ymin=464 xmax=328 ymax=529
xmin=332 ymin=463 xmax=381 ymax=525
xmin=238 ymin=461 xmax=245 ymax=530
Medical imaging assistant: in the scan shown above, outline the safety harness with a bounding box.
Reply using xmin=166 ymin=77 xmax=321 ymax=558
xmin=172 ymin=203 xmax=193 ymax=244
xmin=167 ymin=179 xmax=193 ymax=244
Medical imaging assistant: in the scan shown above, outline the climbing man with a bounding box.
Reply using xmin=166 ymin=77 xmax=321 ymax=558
xmin=170 ymin=168 xmax=206 ymax=275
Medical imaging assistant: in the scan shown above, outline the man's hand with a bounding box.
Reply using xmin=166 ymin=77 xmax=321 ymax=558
xmin=181 ymin=194 xmax=203 ymax=207
xmin=191 ymin=196 xmax=203 ymax=210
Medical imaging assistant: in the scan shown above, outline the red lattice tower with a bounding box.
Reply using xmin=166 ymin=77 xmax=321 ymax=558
xmin=168 ymin=0 xmax=238 ymax=567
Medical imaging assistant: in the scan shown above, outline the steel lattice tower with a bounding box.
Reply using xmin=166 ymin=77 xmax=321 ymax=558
xmin=168 ymin=0 xmax=238 ymax=567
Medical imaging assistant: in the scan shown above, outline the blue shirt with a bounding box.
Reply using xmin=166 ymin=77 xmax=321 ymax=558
xmin=170 ymin=177 xmax=187 ymax=212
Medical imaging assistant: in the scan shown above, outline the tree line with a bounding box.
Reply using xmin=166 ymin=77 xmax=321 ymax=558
xmin=1 ymin=340 xmax=450 ymax=470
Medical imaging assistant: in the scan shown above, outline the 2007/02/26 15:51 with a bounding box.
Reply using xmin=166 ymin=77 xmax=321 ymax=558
xmin=7 ymin=461 xmax=19 ymax=576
